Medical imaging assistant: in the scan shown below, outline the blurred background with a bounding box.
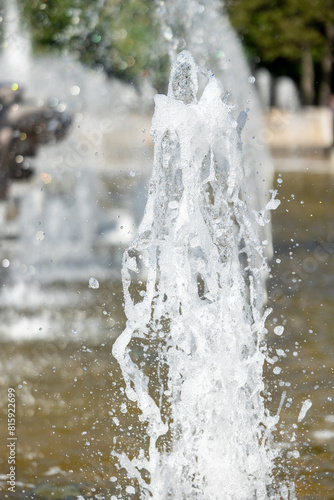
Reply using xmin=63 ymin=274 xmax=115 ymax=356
xmin=0 ymin=0 xmax=333 ymax=499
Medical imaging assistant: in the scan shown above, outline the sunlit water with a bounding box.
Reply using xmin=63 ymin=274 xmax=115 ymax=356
xmin=157 ymin=0 xmax=274 ymax=250
xmin=111 ymin=51 xmax=293 ymax=499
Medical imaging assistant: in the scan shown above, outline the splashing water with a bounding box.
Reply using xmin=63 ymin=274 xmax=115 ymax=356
xmin=112 ymin=51 xmax=292 ymax=499
xmin=156 ymin=0 xmax=275 ymax=255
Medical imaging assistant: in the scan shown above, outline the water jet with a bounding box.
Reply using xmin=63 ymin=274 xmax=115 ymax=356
xmin=112 ymin=51 xmax=293 ymax=499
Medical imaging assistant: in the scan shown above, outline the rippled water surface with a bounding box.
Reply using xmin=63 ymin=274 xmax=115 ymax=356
xmin=0 ymin=169 xmax=333 ymax=498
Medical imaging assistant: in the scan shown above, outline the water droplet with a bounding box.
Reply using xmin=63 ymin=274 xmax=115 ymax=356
xmin=120 ymin=403 xmax=128 ymax=414
xmin=298 ymin=399 xmax=312 ymax=422
xmin=35 ymin=231 xmax=45 ymax=241
xmin=248 ymin=76 xmax=256 ymax=84
xmin=274 ymin=325 xmax=284 ymax=336
xmin=2 ymin=259 xmax=10 ymax=268
xmin=89 ymin=277 xmax=100 ymax=289
xmin=112 ymin=417 xmax=120 ymax=426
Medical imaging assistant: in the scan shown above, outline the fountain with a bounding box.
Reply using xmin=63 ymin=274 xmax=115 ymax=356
xmin=156 ymin=0 xmax=275 ymax=254
xmin=0 ymin=1 xmax=312 ymax=498
xmin=112 ymin=51 xmax=294 ymax=499
xmin=0 ymin=0 xmax=32 ymax=82
xmin=274 ymin=77 xmax=301 ymax=112
xmin=0 ymin=0 xmax=167 ymax=364
xmin=255 ymin=68 xmax=272 ymax=110
xmin=0 ymin=0 xmax=152 ymax=288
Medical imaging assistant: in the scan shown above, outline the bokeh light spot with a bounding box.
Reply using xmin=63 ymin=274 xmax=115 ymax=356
xmin=40 ymin=172 xmax=52 ymax=184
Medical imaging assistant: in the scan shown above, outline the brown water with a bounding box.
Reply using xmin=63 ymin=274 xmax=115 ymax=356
xmin=0 ymin=170 xmax=333 ymax=499
xmin=266 ymin=171 xmax=334 ymax=499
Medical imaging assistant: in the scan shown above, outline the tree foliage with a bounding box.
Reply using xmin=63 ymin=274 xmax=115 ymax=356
xmin=225 ymin=0 xmax=334 ymax=103
xmin=16 ymin=0 xmax=169 ymax=88
xmin=226 ymin=0 xmax=329 ymax=60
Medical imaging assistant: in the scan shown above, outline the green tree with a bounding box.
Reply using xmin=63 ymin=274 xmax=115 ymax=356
xmin=17 ymin=0 xmax=169 ymax=89
xmin=226 ymin=0 xmax=334 ymax=105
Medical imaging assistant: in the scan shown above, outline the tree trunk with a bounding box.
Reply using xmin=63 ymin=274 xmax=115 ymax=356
xmin=318 ymin=24 xmax=334 ymax=107
xmin=300 ymin=47 xmax=315 ymax=105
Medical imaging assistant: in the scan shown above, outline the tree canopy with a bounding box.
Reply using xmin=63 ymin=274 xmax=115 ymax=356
xmin=225 ymin=0 xmax=334 ymax=104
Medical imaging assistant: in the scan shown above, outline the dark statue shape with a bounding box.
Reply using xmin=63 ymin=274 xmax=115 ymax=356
xmin=0 ymin=83 xmax=71 ymax=199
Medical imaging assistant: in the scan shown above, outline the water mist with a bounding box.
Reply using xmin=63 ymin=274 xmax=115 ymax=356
xmin=112 ymin=52 xmax=293 ymax=499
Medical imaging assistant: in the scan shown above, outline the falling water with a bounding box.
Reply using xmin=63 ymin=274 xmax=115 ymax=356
xmin=113 ymin=51 xmax=293 ymax=499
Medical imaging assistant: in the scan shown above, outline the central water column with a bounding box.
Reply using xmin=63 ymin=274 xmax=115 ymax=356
xmin=112 ymin=51 xmax=287 ymax=500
